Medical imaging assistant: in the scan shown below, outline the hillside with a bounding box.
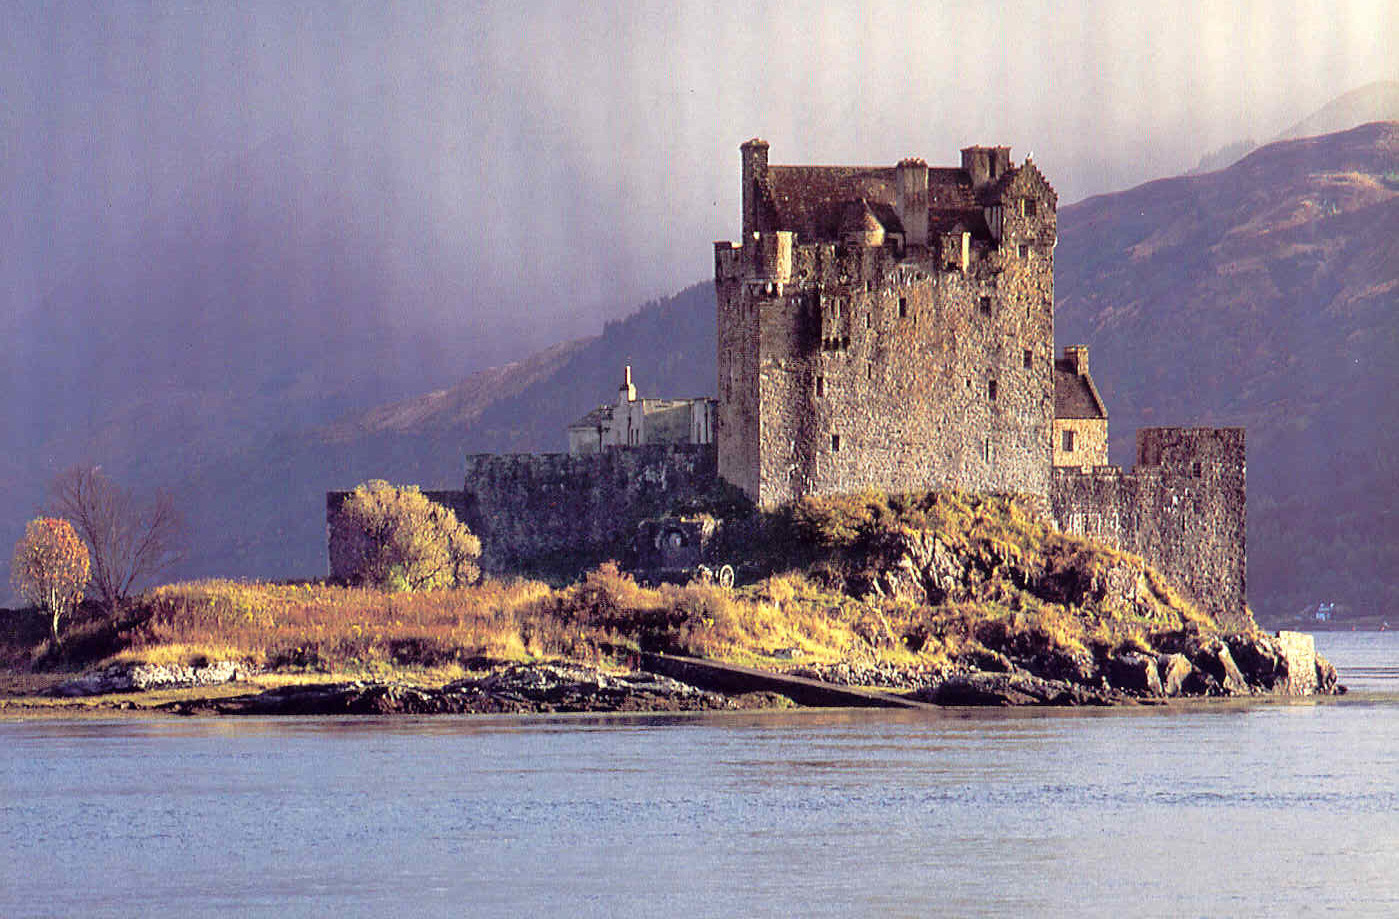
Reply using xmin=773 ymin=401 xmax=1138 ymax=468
xmin=1056 ymin=121 xmax=1399 ymax=622
xmin=173 ymin=125 xmax=1398 ymax=623
xmin=165 ymin=282 xmax=719 ymax=581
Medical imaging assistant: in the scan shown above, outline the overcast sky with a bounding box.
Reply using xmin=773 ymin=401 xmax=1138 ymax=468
xmin=4 ymin=0 xmax=1396 ymax=370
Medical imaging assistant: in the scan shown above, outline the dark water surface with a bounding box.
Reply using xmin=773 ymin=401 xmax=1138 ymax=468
xmin=3 ymin=633 xmax=1397 ymax=918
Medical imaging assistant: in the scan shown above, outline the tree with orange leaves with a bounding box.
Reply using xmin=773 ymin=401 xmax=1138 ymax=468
xmin=11 ymin=517 xmax=90 ymax=645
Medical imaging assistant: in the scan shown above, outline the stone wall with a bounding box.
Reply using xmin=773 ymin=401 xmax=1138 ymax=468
xmin=718 ymin=232 xmax=1056 ymax=508
xmin=1053 ymin=417 xmax=1108 ymax=468
xmin=457 ymin=444 xmax=720 ymax=574
xmin=1051 ymin=427 xmax=1248 ymax=629
xmin=716 ymin=147 xmax=1058 ymax=509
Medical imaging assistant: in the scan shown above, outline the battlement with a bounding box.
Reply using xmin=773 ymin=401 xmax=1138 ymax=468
xmin=1051 ymin=427 xmax=1248 ymax=629
xmin=716 ymin=140 xmax=1059 ymax=507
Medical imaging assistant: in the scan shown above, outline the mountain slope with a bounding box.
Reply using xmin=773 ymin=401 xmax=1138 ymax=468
xmin=1056 ymin=121 xmax=1399 ymax=622
xmin=165 ymin=282 xmax=719 ymax=582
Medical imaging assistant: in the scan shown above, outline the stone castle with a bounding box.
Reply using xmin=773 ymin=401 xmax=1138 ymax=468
xmin=329 ymin=140 xmax=1247 ymax=628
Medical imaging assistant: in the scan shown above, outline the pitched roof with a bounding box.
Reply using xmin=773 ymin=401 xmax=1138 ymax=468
xmin=762 ymin=163 xmax=985 ymax=243
xmin=1054 ymin=360 xmax=1108 ymax=419
xmin=568 ymin=404 xmax=614 ymax=429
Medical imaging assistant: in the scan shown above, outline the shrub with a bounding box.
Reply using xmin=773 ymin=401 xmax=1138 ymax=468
xmin=329 ymin=481 xmax=481 ymax=590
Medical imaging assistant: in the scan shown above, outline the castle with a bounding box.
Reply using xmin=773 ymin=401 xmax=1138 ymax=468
xmin=329 ymin=140 xmax=1248 ymax=628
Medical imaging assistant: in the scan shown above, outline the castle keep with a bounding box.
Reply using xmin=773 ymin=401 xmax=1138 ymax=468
xmin=329 ymin=140 xmax=1248 ymax=628
xmin=715 ymin=140 xmax=1057 ymax=506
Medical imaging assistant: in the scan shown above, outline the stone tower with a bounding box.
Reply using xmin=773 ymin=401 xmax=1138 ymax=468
xmin=714 ymin=139 xmax=1059 ymax=507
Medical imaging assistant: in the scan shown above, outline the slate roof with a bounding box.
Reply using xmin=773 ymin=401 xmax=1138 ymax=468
xmin=568 ymin=404 xmax=614 ymax=429
xmin=763 ymin=163 xmax=986 ymax=243
xmin=1054 ymin=360 xmax=1108 ymax=419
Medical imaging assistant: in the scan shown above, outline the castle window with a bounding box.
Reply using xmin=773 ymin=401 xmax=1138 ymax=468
xmin=866 ymin=362 xmax=873 ymax=380
xmin=898 ymin=297 xmax=908 ymax=318
xmin=864 ymin=313 xmax=871 ymax=329
xmin=1022 ymin=199 xmax=1037 ymax=218
xmin=1017 ymin=243 xmax=1031 ymax=260
xmin=815 ymin=375 xmax=825 ymax=397
xmin=1192 ymin=461 xmax=1203 ymax=477
xmin=831 ymin=434 xmax=841 ymax=452
xmin=980 ymin=296 xmax=992 ymax=316
xmin=1023 ymin=348 xmax=1033 ymax=369
xmin=988 ymin=379 xmax=998 ymax=401
xmin=984 ymin=438 xmax=994 ymax=464
xmin=1062 ymin=429 xmax=1075 ymax=453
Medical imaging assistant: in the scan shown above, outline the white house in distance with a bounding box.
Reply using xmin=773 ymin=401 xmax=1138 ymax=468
xmin=566 ymin=366 xmax=717 ymax=455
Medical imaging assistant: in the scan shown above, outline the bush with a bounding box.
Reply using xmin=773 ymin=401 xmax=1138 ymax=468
xmin=329 ymin=481 xmax=481 ymax=590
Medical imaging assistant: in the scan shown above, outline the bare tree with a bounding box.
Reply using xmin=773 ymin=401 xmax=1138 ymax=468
xmin=49 ymin=466 xmax=186 ymax=614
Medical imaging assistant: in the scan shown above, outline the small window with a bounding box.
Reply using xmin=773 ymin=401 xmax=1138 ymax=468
xmin=980 ymin=296 xmax=992 ymax=316
xmin=866 ymin=362 xmax=874 ymax=380
xmin=1192 ymin=461 xmax=1203 ymax=477
xmin=864 ymin=313 xmax=871 ymax=329
xmin=988 ymin=379 xmax=998 ymax=401
xmin=898 ymin=297 xmax=908 ymax=318
xmin=1017 ymin=243 xmax=1031 ymax=260
xmin=815 ymin=375 xmax=825 ymax=397
xmin=831 ymin=434 xmax=841 ymax=452
xmin=1022 ymin=198 xmax=1037 ymax=218
xmin=984 ymin=438 xmax=994 ymax=463
xmin=1062 ymin=429 xmax=1075 ymax=453
xmin=1023 ymin=348 xmax=1033 ymax=369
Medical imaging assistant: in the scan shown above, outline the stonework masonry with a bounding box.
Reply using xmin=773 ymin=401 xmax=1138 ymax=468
xmin=716 ymin=140 xmax=1059 ymax=507
xmin=456 ymin=445 xmax=718 ymax=573
xmin=1050 ymin=428 xmax=1248 ymax=629
xmin=327 ymin=138 xmax=1248 ymax=626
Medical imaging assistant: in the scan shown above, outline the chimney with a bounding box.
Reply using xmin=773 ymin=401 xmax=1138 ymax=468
xmin=896 ymin=158 xmax=929 ymax=247
xmin=741 ymin=138 xmax=770 ymax=237
xmin=1063 ymin=345 xmax=1089 ymax=375
xmin=619 ymin=365 xmax=637 ymax=404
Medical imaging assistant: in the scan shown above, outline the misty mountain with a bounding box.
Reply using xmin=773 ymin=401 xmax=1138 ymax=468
xmin=5 ymin=117 xmax=1394 ymax=623
xmin=162 ymin=282 xmax=718 ymax=581
xmin=1188 ymin=80 xmax=1399 ymax=175
xmin=1056 ymin=121 xmax=1399 ymax=621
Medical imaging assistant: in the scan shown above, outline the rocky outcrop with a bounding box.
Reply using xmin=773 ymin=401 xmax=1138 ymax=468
xmin=792 ymin=630 xmax=1344 ymax=706
xmin=165 ymin=663 xmax=751 ymax=716
xmin=50 ymin=660 xmax=249 ymax=697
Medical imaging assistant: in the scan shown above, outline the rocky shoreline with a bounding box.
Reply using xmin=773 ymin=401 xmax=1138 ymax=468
xmin=17 ymin=629 xmax=1342 ymax=716
xmin=791 ymin=629 xmax=1342 ymax=706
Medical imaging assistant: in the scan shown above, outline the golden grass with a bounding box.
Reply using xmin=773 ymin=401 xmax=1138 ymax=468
xmin=2 ymin=491 xmax=1227 ymax=680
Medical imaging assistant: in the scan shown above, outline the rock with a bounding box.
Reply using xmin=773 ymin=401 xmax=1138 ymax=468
xmin=173 ymin=663 xmax=742 ymax=716
xmin=1315 ymin=654 xmax=1341 ymax=694
xmin=51 ymin=660 xmax=248 ymax=696
xmin=1189 ymin=639 xmax=1250 ymax=695
xmin=1156 ymin=653 xmax=1194 ymax=697
xmin=1107 ymin=652 xmax=1164 ymax=696
xmin=1225 ymin=634 xmax=1287 ymax=690
xmin=1271 ymin=631 xmax=1320 ymax=695
xmin=916 ymin=672 xmax=1114 ymax=707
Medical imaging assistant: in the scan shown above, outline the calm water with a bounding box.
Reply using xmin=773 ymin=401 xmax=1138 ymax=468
xmin=2 ymin=634 xmax=1397 ymax=918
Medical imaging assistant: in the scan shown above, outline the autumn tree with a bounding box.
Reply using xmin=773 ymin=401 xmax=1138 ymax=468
xmin=328 ymin=480 xmax=482 ymax=590
xmin=49 ymin=466 xmax=186 ymax=615
xmin=11 ymin=518 xmax=91 ymax=645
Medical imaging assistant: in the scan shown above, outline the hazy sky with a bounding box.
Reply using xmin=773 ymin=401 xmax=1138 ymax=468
xmin=4 ymin=0 xmax=1396 ymax=370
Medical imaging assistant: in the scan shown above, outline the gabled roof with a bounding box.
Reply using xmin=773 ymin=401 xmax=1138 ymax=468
xmin=1054 ymin=360 xmax=1108 ymax=420
xmin=762 ymin=163 xmax=985 ymax=243
xmin=568 ymin=404 xmax=614 ymax=429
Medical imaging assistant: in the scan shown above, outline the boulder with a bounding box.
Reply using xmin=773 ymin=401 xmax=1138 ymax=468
xmin=1226 ymin=634 xmax=1287 ymax=690
xmin=1189 ymin=639 xmax=1251 ymax=695
xmin=1157 ymin=653 xmax=1195 ymax=697
xmin=917 ymin=672 xmax=1113 ymax=707
xmin=1107 ymin=653 xmax=1164 ymax=696
xmin=1315 ymin=654 xmax=1341 ymax=694
xmin=51 ymin=660 xmax=247 ymax=696
xmin=1271 ymin=631 xmax=1319 ymax=695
